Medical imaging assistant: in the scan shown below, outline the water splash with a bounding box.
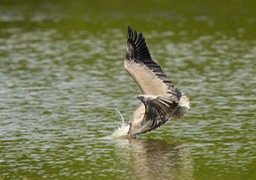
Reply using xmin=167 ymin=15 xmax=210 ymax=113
xmin=115 ymin=108 xmax=126 ymax=127
xmin=102 ymin=109 xmax=130 ymax=139
xmin=111 ymin=109 xmax=130 ymax=138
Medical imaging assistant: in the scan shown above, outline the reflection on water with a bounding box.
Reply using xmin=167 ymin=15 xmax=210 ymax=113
xmin=113 ymin=139 xmax=194 ymax=180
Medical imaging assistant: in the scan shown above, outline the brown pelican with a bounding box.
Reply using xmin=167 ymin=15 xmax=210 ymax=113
xmin=124 ymin=26 xmax=190 ymax=137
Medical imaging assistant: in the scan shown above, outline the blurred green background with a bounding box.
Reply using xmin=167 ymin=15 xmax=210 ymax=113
xmin=1 ymin=0 xmax=256 ymax=37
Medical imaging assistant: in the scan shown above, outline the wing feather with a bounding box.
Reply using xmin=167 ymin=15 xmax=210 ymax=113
xmin=125 ymin=26 xmax=177 ymax=95
xmin=138 ymin=95 xmax=179 ymax=132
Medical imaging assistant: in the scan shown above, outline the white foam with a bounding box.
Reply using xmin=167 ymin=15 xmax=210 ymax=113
xmin=111 ymin=109 xmax=130 ymax=137
xmin=111 ymin=124 xmax=130 ymax=138
xmin=103 ymin=109 xmax=130 ymax=140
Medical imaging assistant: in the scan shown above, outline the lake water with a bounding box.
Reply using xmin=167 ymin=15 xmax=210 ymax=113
xmin=0 ymin=0 xmax=255 ymax=179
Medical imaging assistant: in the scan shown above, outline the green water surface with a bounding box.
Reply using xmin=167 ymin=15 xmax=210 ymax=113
xmin=0 ymin=0 xmax=256 ymax=179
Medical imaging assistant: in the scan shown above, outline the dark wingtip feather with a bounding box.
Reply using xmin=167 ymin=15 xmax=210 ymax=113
xmin=126 ymin=26 xmax=151 ymax=61
xmin=128 ymin=25 xmax=133 ymax=40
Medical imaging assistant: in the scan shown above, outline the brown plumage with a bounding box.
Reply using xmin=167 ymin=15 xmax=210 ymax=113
xmin=124 ymin=26 xmax=190 ymax=136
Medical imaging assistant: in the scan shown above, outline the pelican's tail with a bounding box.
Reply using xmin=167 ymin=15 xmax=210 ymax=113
xmin=172 ymin=93 xmax=190 ymax=118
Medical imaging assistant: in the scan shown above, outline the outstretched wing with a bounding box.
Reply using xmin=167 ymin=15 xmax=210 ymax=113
xmin=124 ymin=26 xmax=178 ymax=98
xmin=138 ymin=95 xmax=179 ymax=131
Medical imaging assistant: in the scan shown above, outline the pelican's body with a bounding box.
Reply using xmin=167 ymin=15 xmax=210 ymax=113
xmin=123 ymin=26 xmax=190 ymax=137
